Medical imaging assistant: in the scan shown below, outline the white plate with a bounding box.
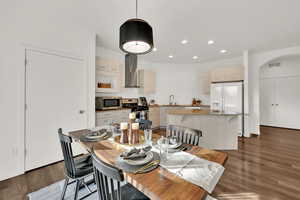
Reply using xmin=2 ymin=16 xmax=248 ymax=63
xmin=85 ymin=131 xmax=107 ymax=139
xmin=157 ymin=140 xmax=182 ymax=149
xmin=168 ymin=142 xmax=182 ymax=149
xmin=122 ymin=151 xmax=153 ymax=166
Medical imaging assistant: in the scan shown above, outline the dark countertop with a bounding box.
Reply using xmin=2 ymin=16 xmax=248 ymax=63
xmin=96 ymin=104 xmax=210 ymax=112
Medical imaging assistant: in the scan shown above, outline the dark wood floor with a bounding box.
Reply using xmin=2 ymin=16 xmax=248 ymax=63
xmin=1 ymin=126 xmax=300 ymax=200
xmin=213 ymin=126 xmax=300 ymax=200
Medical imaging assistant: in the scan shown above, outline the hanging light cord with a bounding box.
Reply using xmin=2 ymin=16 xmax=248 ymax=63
xmin=136 ymin=0 xmax=138 ymax=18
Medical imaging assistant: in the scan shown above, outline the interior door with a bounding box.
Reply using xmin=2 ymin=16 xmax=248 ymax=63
xmin=275 ymin=77 xmax=300 ymax=129
xmin=25 ymin=50 xmax=87 ymax=171
xmin=260 ymin=79 xmax=276 ymax=126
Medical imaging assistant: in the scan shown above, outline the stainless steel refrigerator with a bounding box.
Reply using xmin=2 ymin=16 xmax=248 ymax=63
xmin=210 ymin=81 xmax=244 ymax=136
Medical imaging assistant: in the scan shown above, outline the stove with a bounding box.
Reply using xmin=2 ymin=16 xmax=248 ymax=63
xmin=122 ymin=97 xmax=149 ymax=120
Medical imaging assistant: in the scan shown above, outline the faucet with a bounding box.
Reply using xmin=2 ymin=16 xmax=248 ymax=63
xmin=169 ymin=95 xmax=175 ymax=105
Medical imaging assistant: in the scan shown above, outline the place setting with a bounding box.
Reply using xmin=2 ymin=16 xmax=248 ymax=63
xmin=153 ymin=135 xmax=192 ymax=154
xmin=115 ymin=146 xmax=160 ymax=174
xmin=79 ymin=127 xmax=113 ymax=142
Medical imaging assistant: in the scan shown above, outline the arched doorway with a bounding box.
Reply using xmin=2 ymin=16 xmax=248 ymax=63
xmin=259 ymin=56 xmax=300 ymax=129
xmin=247 ymin=46 xmax=300 ymax=135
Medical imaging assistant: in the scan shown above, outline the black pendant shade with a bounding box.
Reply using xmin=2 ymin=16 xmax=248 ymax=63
xmin=119 ymin=18 xmax=154 ymax=54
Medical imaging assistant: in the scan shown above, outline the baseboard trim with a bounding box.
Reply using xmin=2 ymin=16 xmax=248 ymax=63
xmin=260 ymin=125 xmax=300 ymax=131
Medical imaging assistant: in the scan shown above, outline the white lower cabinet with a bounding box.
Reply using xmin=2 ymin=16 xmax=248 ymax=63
xmin=260 ymin=77 xmax=300 ymax=129
xmin=149 ymin=107 xmax=160 ymax=129
xmin=160 ymin=107 xmax=186 ymax=128
xmin=96 ymin=109 xmax=131 ymax=126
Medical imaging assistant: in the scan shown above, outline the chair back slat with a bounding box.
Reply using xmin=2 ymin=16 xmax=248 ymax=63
xmin=110 ymin=178 xmax=115 ymax=200
xmin=167 ymin=125 xmax=202 ymax=146
xmin=92 ymin=151 xmax=124 ymax=200
xmin=58 ymin=128 xmax=77 ymax=178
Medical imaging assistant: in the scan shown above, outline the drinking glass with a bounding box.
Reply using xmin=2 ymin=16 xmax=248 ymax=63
xmin=159 ymin=137 xmax=169 ymax=161
xmin=144 ymin=129 xmax=152 ymax=145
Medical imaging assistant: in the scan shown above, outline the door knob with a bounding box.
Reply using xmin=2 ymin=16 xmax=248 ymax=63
xmin=79 ymin=110 xmax=85 ymax=114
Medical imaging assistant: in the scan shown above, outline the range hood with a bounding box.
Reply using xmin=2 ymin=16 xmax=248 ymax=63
xmin=125 ymin=54 xmax=139 ymax=88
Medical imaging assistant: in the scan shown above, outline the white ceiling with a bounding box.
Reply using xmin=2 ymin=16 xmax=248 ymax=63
xmin=76 ymin=0 xmax=300 ymax=64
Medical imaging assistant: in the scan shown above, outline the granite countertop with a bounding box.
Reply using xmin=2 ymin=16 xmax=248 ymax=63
xmin=167 ymin=109 xmax=241 ymax=116
xmin=96 ymin=108 xmax=131 ymax=112
xmin=96 ymin=104 xmax=210 ymax=112
xmin=149 ymin=104 xmax=210 ymax=108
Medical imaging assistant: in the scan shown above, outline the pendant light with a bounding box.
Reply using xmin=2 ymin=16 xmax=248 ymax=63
xmin=119 ymin=0 xmax=154 ymax=54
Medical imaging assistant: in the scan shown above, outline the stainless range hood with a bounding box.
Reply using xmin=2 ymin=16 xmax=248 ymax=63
xmin=125 ymin=54 xmax=139 ymax=88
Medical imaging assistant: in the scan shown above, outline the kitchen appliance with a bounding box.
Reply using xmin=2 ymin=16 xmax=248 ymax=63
xmin=96 ymin=96 xmax=122 ymax=110
xmin=125 ymin=54 xmax=139 ymax=88
xmin=210 ymin=81 xmax=244 ymax=136
xmin=122 ymin=97 xmax=149 ymax=120
xmin=122 ymin=98 xmax=138 ymax=109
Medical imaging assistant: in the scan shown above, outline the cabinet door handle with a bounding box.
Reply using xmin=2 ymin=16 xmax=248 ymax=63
xmin=79 ymin=110 xmax=85 ymax=114
xmin=271 ymin=104 xmax=274 ymax=106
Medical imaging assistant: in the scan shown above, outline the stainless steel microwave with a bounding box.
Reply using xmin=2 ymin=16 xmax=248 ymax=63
xmin=95 ymin=97 xmax=122 ymax=110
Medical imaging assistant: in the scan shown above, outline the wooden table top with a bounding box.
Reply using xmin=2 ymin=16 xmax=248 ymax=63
xmin=69 ymin=129 xmax=228 ymax=200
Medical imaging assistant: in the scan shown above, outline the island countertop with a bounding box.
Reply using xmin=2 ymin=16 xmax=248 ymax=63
xmin=167 ymin=109 xmax=241 ymax=116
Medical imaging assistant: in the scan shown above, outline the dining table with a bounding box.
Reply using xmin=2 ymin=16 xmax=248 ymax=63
xmin=69 ymin=129 xmax=228 ymax=200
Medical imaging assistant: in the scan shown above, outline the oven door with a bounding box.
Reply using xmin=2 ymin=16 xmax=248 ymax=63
xmin=102 ymin=98 xmax=121 ymax=110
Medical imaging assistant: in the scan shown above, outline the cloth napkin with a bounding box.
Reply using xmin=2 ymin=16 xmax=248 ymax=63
xmin=120 ymin=147 xmax=151 ymax=160
xmin=160 ymin=151 xmax=225 ymax=194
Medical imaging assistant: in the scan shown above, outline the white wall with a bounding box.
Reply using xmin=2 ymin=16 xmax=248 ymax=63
xmin=247 ymin=46 xmax=300 ymax=135
xmin=260 ymin=56 xmax=300 ymax=79
xmin=0 ymin=0 xmax=95 ymax=180
xmin=96 ymin=46 xmax=243 ymax=105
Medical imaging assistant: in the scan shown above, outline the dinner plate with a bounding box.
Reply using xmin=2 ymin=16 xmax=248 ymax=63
xmin=122 ymin=151 xmax=153 ymax=166
xmin=85 ymin=129 xmax=108 ymax=139
xmin=168 ymin=142 xmax=182 ymax=149
xmin=157 ymin=140 xmax=182 ymax=149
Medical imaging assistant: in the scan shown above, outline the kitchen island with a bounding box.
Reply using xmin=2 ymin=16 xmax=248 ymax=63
xmin=167 ymin=109 xmax=241 ymax=150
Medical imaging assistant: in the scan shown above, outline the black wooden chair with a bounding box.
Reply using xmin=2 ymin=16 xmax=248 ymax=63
xmin=58 ymin=128 xmax=97 ymax=200
xmin=91 ymin=150 xmax=150 ymax=200
xmin=166 ymin=125 xmax=203 ymax=146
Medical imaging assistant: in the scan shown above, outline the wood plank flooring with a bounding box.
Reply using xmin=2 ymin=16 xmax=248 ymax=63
xmin=213 ymin=126 xmax=300 ymax=200
xmin=1 ymin=126 xmax=300 ymax=200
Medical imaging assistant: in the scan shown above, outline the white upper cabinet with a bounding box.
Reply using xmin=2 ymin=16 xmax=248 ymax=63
xmin=138 ymin=69 xmax=156 ymax=95
xmin=211 ymin=66 xmax=244 ymax=82
xmin=95 ymin=57 xmax=122 ymax=93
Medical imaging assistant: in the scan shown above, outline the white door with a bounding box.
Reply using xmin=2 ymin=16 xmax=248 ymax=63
xmin=260 ymin=79 xmax=276 ymax=126
xmin=25 ymin=50 xmax=87 ymax=171
xmin=275 ymin=77 xmax=300 ymax=129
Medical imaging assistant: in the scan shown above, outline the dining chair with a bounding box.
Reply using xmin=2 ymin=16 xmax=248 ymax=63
xmin=138 ymin=119 xmax=152 ymax=130
xmin=91 ymin=151 xmax=150 ymax=200
xmin=166 ymin=125 xmax=202 ymax=146
xmin=58 ymin=128 xmax=97 ymax=200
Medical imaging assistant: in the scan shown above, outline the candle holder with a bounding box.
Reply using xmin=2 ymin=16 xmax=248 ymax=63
xmin=131 ymin=123 xmax=140 ymax=144
xmin=120 ymin=122 xmax=129 ymax=144
xmin=120 ymin=129 xmax=128 ymax=144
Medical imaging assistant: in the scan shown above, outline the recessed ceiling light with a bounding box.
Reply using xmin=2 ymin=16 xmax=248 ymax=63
xmin=181 ymin=39 xmax=188 ymax=44
xmin=208 ymin=40 xmax=215 ymax=45
xmin=220 ymin=49 xmax=227 ymax=54
xmin=192 ymin=56 xmax=198 ymax=60
xmin=168 ymin=55 xmax=174 ymax=58
xmin=152 ymin=47 xmax=157 ymax=52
